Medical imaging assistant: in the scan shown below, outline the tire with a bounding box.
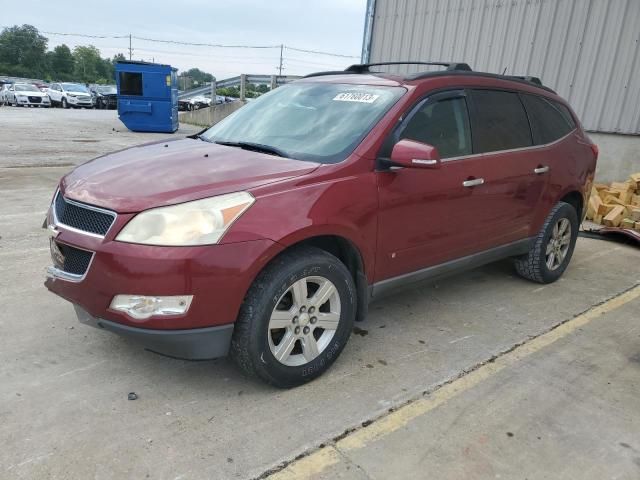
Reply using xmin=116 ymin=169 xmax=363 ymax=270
xmin=231 ymin=246 xmax=357 ymax=388
xmin=514 ymin=201 xmax=578 ymax=284
xmin=61 ymin=98 xmax=68 ymax=109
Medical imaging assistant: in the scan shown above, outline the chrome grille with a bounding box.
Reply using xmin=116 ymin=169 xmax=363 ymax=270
xmin=57 ymin=243 xmax=93 ymax=276
xmin=54 ymin=192 xmax=116 ymax=236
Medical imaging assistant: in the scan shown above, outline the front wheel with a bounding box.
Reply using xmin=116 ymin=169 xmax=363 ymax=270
xmin=514 ymin=201 xmax=578 ymax=284
xmin=231 ymin=246 xmax=356 ymax=388
xmin=61 ymin=98 xmax=68 ymax=109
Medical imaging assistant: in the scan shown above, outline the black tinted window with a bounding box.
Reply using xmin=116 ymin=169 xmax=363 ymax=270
xmin=521 ymin=94 xmax=575 ymax=144
xmin=470 ymin=90 xmax=532 ymax=153
xmin=400 ymin=96 xmax=472 ymax=159
xmin=119 ymin=72 xmax=143 ymax=96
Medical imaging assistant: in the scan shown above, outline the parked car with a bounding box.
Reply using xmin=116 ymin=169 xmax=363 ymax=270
xmin=34 ymin=82 xmax=50 ymax=93
xmin=91 ymin=85 xmax=117 ymax=109
xmin=47 ymin=82 xmax=93 ymax=108
xmin=178 ymin=98 xmax=192 ymax=111
xmin=0 ymin=83 xmax=11 ymax=106
xmin=5 ymin=83 xmax=51 ymax=107
xmin=44 ymin=62 xmax=597 ymax=387
xmin=187 ymin=96 xmax=212 ymax=110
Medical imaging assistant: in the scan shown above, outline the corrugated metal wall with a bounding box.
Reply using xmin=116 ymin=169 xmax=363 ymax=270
xmin=366 ymin=0 xmax=640 ymax=134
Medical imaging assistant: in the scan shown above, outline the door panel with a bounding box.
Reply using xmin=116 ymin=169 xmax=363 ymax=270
xmin=375 ymin=88 xmax=549 ymax=283
xmin=376 ymin=154 xmax=536 ymax=281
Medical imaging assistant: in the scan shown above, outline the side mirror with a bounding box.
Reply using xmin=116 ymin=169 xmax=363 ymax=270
xmin=388 ymin=139 xmax=441 ymax=169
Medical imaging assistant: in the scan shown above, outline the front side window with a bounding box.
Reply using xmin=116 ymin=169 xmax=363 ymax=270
xmin=201 ymin=83 xmax=405 ymax=164
xmin=119 ymin=72 xmax=143 ymax=96
xmin=521 ymin=94 xmax=576 ymax=145
xmin=400 ymin=96 xmax=472 ymax=159
xmin=470 ymin=89 xmax=532 ymax=153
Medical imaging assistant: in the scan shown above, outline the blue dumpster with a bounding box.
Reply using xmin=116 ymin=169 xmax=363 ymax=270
xmin=115 ymin=61 xmax=178 ymax=133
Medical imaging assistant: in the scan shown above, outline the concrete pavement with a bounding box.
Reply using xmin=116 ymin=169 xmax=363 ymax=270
xmin=271 ymin=287 xmax=640 ymax=480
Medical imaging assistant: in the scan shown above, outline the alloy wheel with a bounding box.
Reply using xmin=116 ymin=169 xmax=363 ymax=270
xmin=268 ymin=276 xmax=341 ymax=367
xmin=546 ymin=218 xmax=571 ymax=271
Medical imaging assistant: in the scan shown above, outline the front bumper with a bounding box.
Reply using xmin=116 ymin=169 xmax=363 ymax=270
xmin=67 ymin=96 xmax=93 ymax=106
xmin=75 ymin=305 xmax=234 ymax=359
xmin=16 ymin=97 xmax=50 ymax=106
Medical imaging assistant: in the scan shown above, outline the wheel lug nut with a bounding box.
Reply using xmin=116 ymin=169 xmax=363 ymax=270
xmin=303 ymin=326 xmax=310 ymax=334
xmin=294 ymin=327 xmax=300 ymax=335
xmin=292 ymin=316 xmax=298 ymax=324
xmin=308 ymin=307 xmax=315 ymax=313
xmin=310 ymin=317 xmax=317 ymax=324
xmin=300 ymin=306 xmax=306 ymax=313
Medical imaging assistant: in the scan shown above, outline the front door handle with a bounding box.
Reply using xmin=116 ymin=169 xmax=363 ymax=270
xmin=534 ymin=166 xmax=549 ymax=174
xmin=462 ymin=178 xmax=485 ymax=188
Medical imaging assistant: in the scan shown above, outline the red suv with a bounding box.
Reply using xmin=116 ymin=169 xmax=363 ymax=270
xmin=45 ymin=62 xmax=597 ymax=387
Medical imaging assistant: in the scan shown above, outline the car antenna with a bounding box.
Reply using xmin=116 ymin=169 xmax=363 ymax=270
xmin=502 ymin=67 xmax=507 ymax=75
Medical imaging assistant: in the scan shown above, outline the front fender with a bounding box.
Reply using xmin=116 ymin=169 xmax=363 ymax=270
xmin=223 ymin=171 xmax=379 ymax=282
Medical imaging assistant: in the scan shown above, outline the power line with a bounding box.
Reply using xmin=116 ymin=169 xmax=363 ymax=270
xmin=1 ymin=26 xmax=360 ymax=58
xmin=131 ymin=35 xmax=280 ymax=50
xmin=284 ymin=46 xmax=359 ymax=59
xmin=41 ymin=30 xmax=129 ymax=39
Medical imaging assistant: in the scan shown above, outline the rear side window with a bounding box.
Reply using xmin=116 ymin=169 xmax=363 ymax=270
xmin=469 ymin=90 xmax=532 ymax=153
xmin=521 ymin=94 xmax=576 ymax=145
xmin=400 ymin=97 xmax=472 ymax=159
xmin=119 ymin=72 xmax=143 ymax=96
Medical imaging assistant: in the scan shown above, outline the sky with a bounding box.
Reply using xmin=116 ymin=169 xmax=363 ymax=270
xmin=3 ymin=0 xmax=367 ymax=79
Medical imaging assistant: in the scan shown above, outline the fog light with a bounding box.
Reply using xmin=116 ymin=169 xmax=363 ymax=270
xmin=110 ymin=295 xmax=193 ymax=320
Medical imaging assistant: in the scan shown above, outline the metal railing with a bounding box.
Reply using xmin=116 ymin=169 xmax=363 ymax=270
xmin=178 ymin=74 xmax=301 ymax=100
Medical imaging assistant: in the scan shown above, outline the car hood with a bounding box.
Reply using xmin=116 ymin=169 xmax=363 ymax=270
xmin=60 ymin=138 xmax=320 ymax=213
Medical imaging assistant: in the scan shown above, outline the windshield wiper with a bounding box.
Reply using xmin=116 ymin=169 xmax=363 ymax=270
xmin=214 ymin=140 xmax=288 ymax=158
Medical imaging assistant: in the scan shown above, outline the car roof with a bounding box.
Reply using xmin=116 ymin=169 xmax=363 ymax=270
xmin=303 ymin=62 xmax=556 ymax=95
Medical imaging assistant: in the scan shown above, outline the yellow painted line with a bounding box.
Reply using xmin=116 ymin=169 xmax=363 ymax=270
xmin=268 ymin=446 xmax=342 ymax=480
xmin=268 ymin=284 xmax=640 ymax=479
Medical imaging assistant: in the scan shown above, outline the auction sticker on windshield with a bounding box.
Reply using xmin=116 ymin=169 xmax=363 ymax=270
xmin=333 ymin=92 xmax=380 ymax=103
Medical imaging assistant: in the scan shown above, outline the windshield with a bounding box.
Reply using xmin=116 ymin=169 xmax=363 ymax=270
xmin=62 ymin=83 xmax=89 ymax=93
xmin=15 ymin=84 xmax=40 ymax=92
xmin=201 ymin=82 xmax=405 ymax=163
xmin=96 ymin=86 xmax=116 ymax=94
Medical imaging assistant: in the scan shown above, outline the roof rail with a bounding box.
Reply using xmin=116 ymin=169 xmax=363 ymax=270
xmin=345 ymin=61 xmax=472 ymax=73
xmin=506 ymin=75 xmax=543 ymax=86
xmin=303 ymin=70 xmax=362 ymax=78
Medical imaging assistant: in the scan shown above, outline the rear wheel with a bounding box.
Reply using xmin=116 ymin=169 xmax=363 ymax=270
xmin=514 ymin=201 xmax=578 ymax=284
xmin=231 ymin=246 xmax=356 ymax=388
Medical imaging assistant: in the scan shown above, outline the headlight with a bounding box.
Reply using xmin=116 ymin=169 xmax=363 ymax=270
xmin=67 ymin=93 xmax=76 ymax=97
xmin=116 ymin=192 xmax=255 ymax=246
xmin=17 ymin=95 xmax=27 ymax=99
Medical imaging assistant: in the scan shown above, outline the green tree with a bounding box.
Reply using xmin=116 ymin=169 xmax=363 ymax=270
xmin=73 ymin=45 xmax=103 ymax=83
xmin=186 ymin=67 xmax=214 ymax=85
xmin=0 ymin=24 xmax=48 ymax=77
xmin=51 ymin=44 xmax=75 ymax=78
xmin=112 ymin=53 xmax=127 ymax=65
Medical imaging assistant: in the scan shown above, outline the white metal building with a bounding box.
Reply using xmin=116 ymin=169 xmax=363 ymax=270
xmin=360 ymin=0 xmax=640 ymax=180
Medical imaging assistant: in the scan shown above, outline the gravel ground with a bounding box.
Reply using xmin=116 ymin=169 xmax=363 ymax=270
xmin=0 ymin=106 xmax=199 ymax=168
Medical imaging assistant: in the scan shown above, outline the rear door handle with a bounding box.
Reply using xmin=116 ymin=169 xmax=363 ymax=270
xmin=462 ymin=178 xmax=485 ymax=187
xmin=534 ymin=166 xmax=549 ymax=174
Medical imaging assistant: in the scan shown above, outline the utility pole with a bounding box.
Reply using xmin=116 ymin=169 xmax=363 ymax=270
xmin=128 ymin=34 xmax=133 ymax=60
xmin=278 ymin=44 xmax=284 ymax=76
xmin=211 ymin=77 xmax=216 ymax=108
